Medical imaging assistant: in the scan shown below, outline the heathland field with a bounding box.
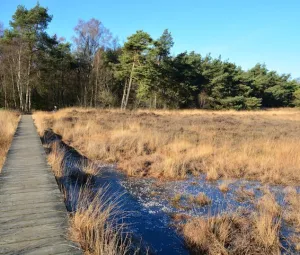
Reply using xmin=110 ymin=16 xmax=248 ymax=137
xmin=0 ymin=110 xmax=19 ymax=169
xmin=32 ymin=108 xmax=300 ymax=254
xmin=34 ymin=108 xmax=300 ymax=185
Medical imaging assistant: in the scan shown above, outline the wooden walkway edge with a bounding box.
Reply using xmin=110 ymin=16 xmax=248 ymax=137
xmin=0 ymin=115 xmax=82 ymax=255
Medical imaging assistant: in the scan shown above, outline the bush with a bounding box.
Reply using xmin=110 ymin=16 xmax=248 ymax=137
xmin=245 ymin=97 xmax=262 ymax=109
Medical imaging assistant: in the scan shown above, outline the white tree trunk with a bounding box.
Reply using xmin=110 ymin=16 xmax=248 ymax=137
xmin=123 ymin=61 xmax=135 ymax=110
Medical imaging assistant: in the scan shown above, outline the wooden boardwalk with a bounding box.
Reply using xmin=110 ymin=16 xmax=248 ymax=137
xmin=0 ymin=115 xmax=81 ymax=255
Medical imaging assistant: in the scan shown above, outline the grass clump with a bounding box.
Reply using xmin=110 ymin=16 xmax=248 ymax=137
xmin=183 ymin=195 xmax=282 ymax=255
xmin=69 ymin=187 xmax=131 ymax=255
xmin=235 ymin=186 xmax=255 ymax=202
xmin=0 ymin=110 xmax=20 ymax=170
xmin=257 ymin=192 xmax=281 ymax=217
xmin=284 ymin=188 xmax=300 ymax=231
xmin=218 ymin=181 xmax=231 ymax=193
xmin=189 ymin=192 xmax=211 ymax=206
xmin=81 ymin=160 xmax=101 ymax=176
xmin=47 ymin=141 xmax=66 ymax=178
xmin=171 ymin=193 xmax=183 ymax=207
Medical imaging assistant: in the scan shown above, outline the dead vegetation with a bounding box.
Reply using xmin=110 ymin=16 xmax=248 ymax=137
xmin=80 ymin=160 xmax=101 ymax=176
xmin=188 ymin=192 xmax=211 ymax=206
xmin=33 ymin=108 xmax=300 ymax=184
xmin=47 ymin=141 xmax=66 ymax=177
xmin=0 ymin=110 xmax=20 ymax=170
xmin=45 ymin=140 xmax=101 ymax=178
xmin=218 ymin=181 xmax=231 ymax=193
xmin=33 ymin=109 xmax=300 ymax=254
xmin=284 ymin=188 xmax=300 ymax=235
xmin=69 ymin=188 xmax=131 ymax=255
xmin=235 ymin=186 xmax=256 ymax=202
xmin=183 ymin=194 xmax=282 ymax=255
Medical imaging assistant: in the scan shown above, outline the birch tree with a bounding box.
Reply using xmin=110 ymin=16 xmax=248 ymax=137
xmin=2 ymin=4 xmax=52 ymax=111
xmin=73 ymin=18 xmax=113 ymax=107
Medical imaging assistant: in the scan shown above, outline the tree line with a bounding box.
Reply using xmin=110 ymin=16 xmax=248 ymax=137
xmin=0 ymin=4 xmax=299 ymax=111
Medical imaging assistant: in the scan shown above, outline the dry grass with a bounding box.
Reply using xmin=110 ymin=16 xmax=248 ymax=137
xmin=290 ymin=235 xmax=300 ymax=252
xmin=183 ymin=195 xmax=282 ymax=255
xmin=47 ymin=141 xmax=66 ymax=178
xmin=171 ymin=193 xmax=183 ymax=207
xmin=69 ymin=188 xmax=131 ymax=255
xmin=189 ymin=192 xmax=211 ymax=206
xmin=218 ymin=181 xmax=232 ymax=193
xmin=33 ymin=108 xmax=300 ymax=184
xmin=0 ymin=110 xmax=20 ymax=170
xmin=235 ymin=186 xmax=255 ymax=202
xmin=257 ymin=192 xmax=281 ymax=217
xmin=284 ymin=188 xmax=300 ymax=232
xmin=44 ymin=140 xmax=101 ymax=178
xmin=80 ymin=160 xmax=101 ymax=176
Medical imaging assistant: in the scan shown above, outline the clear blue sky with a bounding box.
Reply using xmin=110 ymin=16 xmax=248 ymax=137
xmin=1 ymin=0 xmax=299 ymax=78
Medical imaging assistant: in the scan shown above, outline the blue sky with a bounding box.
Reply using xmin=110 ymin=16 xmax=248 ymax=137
xmin=1 ymin=0 xmax=299 ymax=78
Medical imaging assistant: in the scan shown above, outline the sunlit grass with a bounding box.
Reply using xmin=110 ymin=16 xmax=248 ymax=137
xmin=68 ymin=187 xmax=131 ymax=255
xmin=183 ymin=195 xmax=282 ymax=254
xmin=33 ymin=107 xmax=300 ymax=185
xmin=0 ymin=110 xmax=20 ymax=170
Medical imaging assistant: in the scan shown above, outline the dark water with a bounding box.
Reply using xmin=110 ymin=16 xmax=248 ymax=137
xmin=42 ymin=130 xmax=299 ymax=254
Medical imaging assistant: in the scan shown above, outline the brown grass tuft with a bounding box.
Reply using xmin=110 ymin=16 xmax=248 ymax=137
xmin=47 ymin=141 xmax=66 ymax=177
xmin=284 ymin=188 xmax=300 ymax=232
xmin=170 ymin=213 xmax=190 ymax=222
xmin=189 ymin=192 xmax=211 ymax=206
xmin=257 ymin=192 xmax=281 ymax=217
xmin=206 ymin=167 xmax=220 ymax=181
xmin=290 ymin=235 xmax=300 ymax=252
xmin=218 ymin=181 xmax=231 ymax=193
xmin=235 ymin=186 xmax=256 ymax=202
xmin=183 ymin=194 xmax=282 ymax=254
xmin=69 ymin=187 xmax=131 ymax=255
xmin=80 ymin=160 xmax=101 ymax=176
xmin=171 ymin=193 xmax=183 ymax=206
xmin=32 ymin=111 xmax=53 ymax=136
xmin=0 ymin=110 xmax=20 ymax=170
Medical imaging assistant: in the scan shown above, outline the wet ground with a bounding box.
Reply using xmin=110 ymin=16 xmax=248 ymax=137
xmin=122 ymin=175 xmax=296 ymax=217
xmin=42 ymin=130 xmax=300 ymax=254
xmin=122 ymin=174 xmax=300 ymax=253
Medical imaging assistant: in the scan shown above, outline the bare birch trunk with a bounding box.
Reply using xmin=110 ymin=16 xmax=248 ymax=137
xmin=123 ymin=61 xmax=135 ymax=110
xmin=16 ymin=46 xmax=24 ymax=111
xmin=94 ymin=54 xmax=99 ymax=107
xmin=25 ymin=55 xmax=32 ymax=112
xmin=29 ymin=87 xmax=31 ymax=112
xmin=3 ymin=78 xmax=7 ymax=109
xmin=10 ymin=65 xmax=17 ymax=108
xmin=90 ymin=84 xmax=94 ymax=107
xmin=121 ymin=80 xmax=128 ymax=110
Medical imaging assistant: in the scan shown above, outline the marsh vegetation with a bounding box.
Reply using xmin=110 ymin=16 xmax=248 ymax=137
xmin=34 ymin=108 xmax=300 ymax=184
xmin=33 ymin=108 xmax=300 ymax=254
xmin=0 ymin=110 xmax=19 ymax=169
